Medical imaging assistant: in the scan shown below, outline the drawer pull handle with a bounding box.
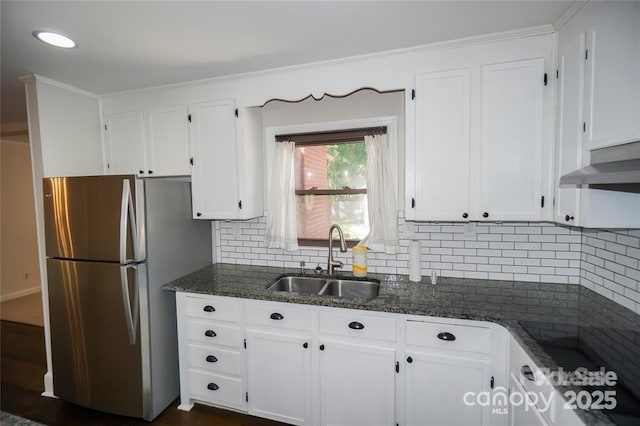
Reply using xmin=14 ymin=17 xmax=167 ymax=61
xmin=204 ymin=330 xmax=217 ymax=337
xmin=203 ymin=305 xmax=215 ymax=312
xmin=206 ymin=355 xmax=218 ymax=363
xmin=207 ymin=382 xmax=219 ymax=391
xmin=521 ymin=365 xmax=535 ymax=381
xmin=270 ymin=312 xmax=284 ymax=320
xmin=348 ymin=321 xmax=365 ymax=330
xmin=437 ymin=332 xmax=456 ymax=341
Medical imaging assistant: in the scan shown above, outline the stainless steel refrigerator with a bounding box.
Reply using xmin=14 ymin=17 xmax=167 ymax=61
xmin=43 ymin=175 xmax=211 ymax=420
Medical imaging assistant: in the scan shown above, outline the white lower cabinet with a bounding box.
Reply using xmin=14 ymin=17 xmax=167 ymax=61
xmin=176 ymin=293 xmax=583 ymax=426
xmin=319 ymin=340 xmax=396 ymax=426
xmin=404 ymin=351 xmax=491 ymax=426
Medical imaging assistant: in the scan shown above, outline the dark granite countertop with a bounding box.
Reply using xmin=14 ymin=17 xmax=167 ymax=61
xmin=164 ymin=263 xmax=640 ymax=425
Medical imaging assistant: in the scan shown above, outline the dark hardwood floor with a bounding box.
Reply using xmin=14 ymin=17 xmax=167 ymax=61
xmin=1 ymin=320 xmax=284 ymax=425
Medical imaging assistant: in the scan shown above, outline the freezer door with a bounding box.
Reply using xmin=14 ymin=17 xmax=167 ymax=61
xmin=47 ymin=258 xmax=149 ymax=418
xmin=43 ymin=175 xmax=140 ymax=263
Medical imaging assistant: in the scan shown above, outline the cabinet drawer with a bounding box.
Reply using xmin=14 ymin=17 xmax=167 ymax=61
xmin=186 ymin=320 xmax=242 ymax=348
xmin=184 ymin=295 xmax=240 ymax=322
xmin=318 ymin=310 xmax=396 ymax=342
xmin=188 ymin=369 xmax=244 ymax=408
xmin=245 ymin=300 xmax=312 ymax=331
xmin=187 ymin=343 xmax=242 ymax=376
xmin=406 ymin=320 xmax=492 ymax=354
xmin=510 ymin=338 xmax=556 ymax=423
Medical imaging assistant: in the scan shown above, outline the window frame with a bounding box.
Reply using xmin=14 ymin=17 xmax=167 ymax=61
xmin=276 ymin=127 xmax=385 ymax=247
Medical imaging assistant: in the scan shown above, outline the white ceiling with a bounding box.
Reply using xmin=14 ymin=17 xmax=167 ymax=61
xmin=0 ymin=0 xmax=573 ymax=127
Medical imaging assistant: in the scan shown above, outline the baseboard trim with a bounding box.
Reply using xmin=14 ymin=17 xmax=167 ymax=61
xmin=0 ymin=286 xmax=41 ymax=303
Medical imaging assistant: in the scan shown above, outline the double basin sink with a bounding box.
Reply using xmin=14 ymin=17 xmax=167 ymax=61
xmin=266 ymin=275 xmax=380 ymax=299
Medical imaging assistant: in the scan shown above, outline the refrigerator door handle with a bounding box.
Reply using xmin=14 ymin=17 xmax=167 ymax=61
xmin=120 ymin=179 xmax=139 ymax=264
xmin=120 ymin=264 xmax=140 ymax=345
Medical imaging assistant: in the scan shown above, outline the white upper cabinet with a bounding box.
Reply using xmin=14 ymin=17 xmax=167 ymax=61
xmin=146 ymin=105 xmax=191 ymax=176
xmin=413 ymin=69 xmax=471 ymax=221
xmin=189 ymin=99 xmax=263 ymax=220
xmin=582 ymin=1 xmax=640 ymax=149
xmin=408 ymin=45 xmax=551 ymax=222
xmin=105 ymin=106 xmax=191 ymax=176
xmin=554 ymin=1 xmax=640 ymax=228
xmin=479 ymin=58 xmax=544 ymax=221
xmin=105 ymin=110 xmax=146 ymax=175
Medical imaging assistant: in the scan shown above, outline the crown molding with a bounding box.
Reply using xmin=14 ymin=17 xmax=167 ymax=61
xmin=554 ymin=0 xmax=588 ymax=31
xmin=19 ymin=74 xmax=100 ymax=99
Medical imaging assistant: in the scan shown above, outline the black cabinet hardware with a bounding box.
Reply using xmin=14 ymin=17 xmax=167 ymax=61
xmin=207 ymin=383 xmax=219 ymax=391
xmin=411 ymin=89 xmax=415 ymax=100
xmin=437 ymin=332 xmax=456 ymax=341
xmin=482 ymin=212 xmax=489 ymax=218
xmin=521 ymin=365 xmax=535 ymax=381
xmin=490 ymin=376 xmax=495 ymax=389
xmin=139 ymin=170 xmax=144 ymax=174
xmin=319 ymin=344 xmax=325 ymax=351
xmin=565 ymin=215 xmax=574 ymax=222
xmin=244 ymin=339 xmax=246 ymax=349
xmin=407 ymin=356 xmax=413 ymax=363
xmin=303 ymin=342 xmax=308 ymax=349
xmin=395 ymin=361 xmax=399 ymax=373
xmin=238 ymin=200 xmax=243 ymax=209
xmin=206 ymin=355 xmax=218 ymax=363
xmin=543 ymin=73 xmax=548 ymax=86
xmin=190 ymin=157 xmax=194 ymax=165
xmin=148 ymin=170 xmax=153 ymax=174
xmin=462 ymin=212 xmax=468 ymax=219
xmin=203 ymin=305 xmax=215 ymax=312
xmin=204 ymin=330 xmax=216 ymax=337
xmin=196 ymin=212 xmax=202 ymax=217
xmin=411 ymin=197 xmax=415 ymax=208
xmin=235 ymin=108 xmax=239 ymax=117
xmin=270 ymin=312 xmax=284 ymax=320
xmin=541 ymin=196 xmax=545 ymax=208
xmin=348 ymin=321 xmax=365 ymax=330
xmin=188 ymin=114 xmax=191 ymax=123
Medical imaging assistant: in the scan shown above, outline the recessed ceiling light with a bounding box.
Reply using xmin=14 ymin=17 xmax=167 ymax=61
xmin=33 ymin=30 xmax=77 ymax=49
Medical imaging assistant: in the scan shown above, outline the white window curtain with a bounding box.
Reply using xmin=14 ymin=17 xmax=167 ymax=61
xmin=265 ymin=141 xmax=299 ymax=251
xmin=359 ymin=133 xmax=399 ymax=254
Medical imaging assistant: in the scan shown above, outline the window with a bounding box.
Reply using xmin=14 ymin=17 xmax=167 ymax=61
xmin=276 ymin=127 xmax=385 ymax=246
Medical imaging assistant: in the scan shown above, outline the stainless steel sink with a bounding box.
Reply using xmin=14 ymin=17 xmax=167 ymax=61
xmin=319 ymin=279 xmax=380 ymax=299
xmin=266 ymin=276 xmax=328 ymax=294
xmin=266 ymin=275 xmax=380 ymax=299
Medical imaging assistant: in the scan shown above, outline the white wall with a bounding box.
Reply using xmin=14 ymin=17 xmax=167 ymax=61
xmin=1 ymin=135 xmax=41 ymax=300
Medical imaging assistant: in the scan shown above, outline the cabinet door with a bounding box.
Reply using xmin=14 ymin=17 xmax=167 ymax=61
xmin=105 ymin=110 xmax=145 ymax=175
xmin=508 ymin=376 xmax=550 ymax=426
xmin=479 ymin=59 xmax=544 ymax=221
xmin=146 ymin=105 xmax=190 ymax=176
xmin=404 ymin=350 xmax=491 ymax=426
xmin=246 ymin=330 xmax=313 ymax=425
xmin=555 ymin=33 xmax=586 ymax=225
xmin=319 ymin=340 xmax=395 ymax=426
xmin=189 ymin=99 xmax=239 ymax=219
xmin=583 ymin=1 xmax=640 ymax=149
xmin=413 ymin=69 xmax=471 ymax=221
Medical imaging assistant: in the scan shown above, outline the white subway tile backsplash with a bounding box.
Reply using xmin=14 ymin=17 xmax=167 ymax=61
xmin=217 ymin=219 xmax=639 ymax=313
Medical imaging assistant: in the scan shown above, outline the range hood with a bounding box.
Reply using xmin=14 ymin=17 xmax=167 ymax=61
xmin=560 ymin=141 xmax=640 ymax=193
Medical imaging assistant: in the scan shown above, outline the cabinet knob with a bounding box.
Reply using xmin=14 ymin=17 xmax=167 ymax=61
xmin=437 ymin=332 xmax=456 ymax=341
xmin=348 ymin=321 xmax=365 ymax=330
xmin=482 ymin=212 xmax=489 ymax=218
xmin=407 ymin=356 xmax=413 ymax=363
xmin=565 ymin=215 xmax=574 ymax=222
xmin=204 ymin=330 xmax=216 ymax=337
xmin=139 ymin=170 xmax=144 ymax=174
xmin=521 ymin=365 xmax=535 ymax=382
xmin=148 ymin=170 xmax=153 ymax=174
xmin=462 ymin=212 xmax=468 ymax=219
xmin=303 ymin=342 xmax=308 ymax=349
xmin=319 ymin=344 xmax=325 ymax=351
xmin=203 ymin=305 xmax=215 ymax=312
xmin=196 ymin=212 xmax=202 ymax=217
xmin=207 ymin=382 xmax=219 ymax=391
xmin=206 ymin=355 xmax=218 ymax=363
xmin=270 ymin=312 xmax=284 ymax=320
